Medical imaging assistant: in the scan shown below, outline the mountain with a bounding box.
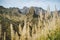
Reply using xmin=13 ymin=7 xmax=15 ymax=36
xmin=0 ymin=6 xmax=60 ymax=17
xmin=0 ymin=6 xmax=22 ymax=16
xmin=33 ymin=7 xmax=46 ymax=15
xmin=20 ymin=6 xmax=46 ymax=15
xmin=20 ymin=6 xmax=29 ymax=14
xmin=0 ymin=6 xmax=46 ymax=15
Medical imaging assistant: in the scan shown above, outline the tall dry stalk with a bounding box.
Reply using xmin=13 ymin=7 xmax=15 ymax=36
xmin=0 ymin=24 xmax=1 ymax=39
xmin=21 ymin=18 xmax=27 ymax=40
xmin=34 ymin=24 xmax=37 ymax=36
xmin=52 ymin=6 xmax=58 ymax=30
xmin=10 ymin=23 xmax=14 ymax=40
xmin=40 ymin=10 xmax=43 ymax=21
xmin=32 ymin=24 xmax=38 ymax=40
xmin=15 ymin=32 xmax=19 ymax=40
xmin=32 ymin=26 xmax=35 ymax=40
xmin=53 ymin=6 xmax=58 ymax=22
xmin=19 ymin=23 xmax=22 ymax=40
xmin=4 ymin=32 xmax=6 ymax=40
xmin=22 ymin=18 xmax=27 ymax=35
xmin=26 ymin=22 xmax=31 ymax=40
xmin=38 ymin=10 xmax=43 ymax=33
xmin=19 ymin=23 xmax=22 ymax=34
xmin=45 ymin=5 xmax=50 ymax=20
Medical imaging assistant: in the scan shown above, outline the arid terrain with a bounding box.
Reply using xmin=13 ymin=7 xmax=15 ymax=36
xmin=0 ymin=6 xmax=60 ymax=40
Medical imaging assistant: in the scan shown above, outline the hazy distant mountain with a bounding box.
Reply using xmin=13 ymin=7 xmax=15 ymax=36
xmin=20 ymin=6 xmax=29 ymax=14
xmin=20 ymin=6 xmax=46 ymax=15
xmin=34 ymin=7 xmax=46 ymax=15
xmin=0 ymin=6 xmax=60 ymax=16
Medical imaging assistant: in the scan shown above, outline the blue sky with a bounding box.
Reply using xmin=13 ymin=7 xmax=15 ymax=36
xmin=0 ymin=0 xmax=60 ymax=11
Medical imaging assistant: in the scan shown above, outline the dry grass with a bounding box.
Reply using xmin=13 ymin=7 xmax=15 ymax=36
xmin=0 ymin=7 xmax=60 ymax=40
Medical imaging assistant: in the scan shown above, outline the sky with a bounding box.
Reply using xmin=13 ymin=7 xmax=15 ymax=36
xmin=0 ymin=0 xmax=60 ymax=11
